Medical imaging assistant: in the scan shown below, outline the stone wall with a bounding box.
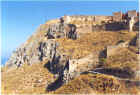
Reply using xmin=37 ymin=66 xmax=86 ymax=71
xmin=92 ymin=21 xmax=128 ymax=32
xmin=61 ymin=10 xmax=139 ymax=32
xmin=62 ymin=15 xmax=113 ymax=27
xmin=67 ymin=52 xmax=99 ymax=76
xmin=62 ymin=15 xmax=139 ymax=32
xmin=47 ymin=51 xmax=100 ymax=83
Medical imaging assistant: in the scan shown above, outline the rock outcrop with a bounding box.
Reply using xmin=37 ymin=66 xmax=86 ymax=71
xmin=6 ymin=21 xmax=77 ymax=70
xmin=38 ymin=39 xmax=58 ymax=61
xmin=3 ymin=13 xmax=140 ymax=94
xmin=46 ymin=23 xmax=77 ymax=40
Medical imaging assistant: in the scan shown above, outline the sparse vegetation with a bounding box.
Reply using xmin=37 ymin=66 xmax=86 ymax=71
xmin=106 ymin=47 xmax=138 ymax=72
xmin=2 ymin=62 xmax=56 ymax=94
xmin=53 ymin=73 xmax=139 ymax=94
xmin=2 ymin=15 xmax=139 ymax=94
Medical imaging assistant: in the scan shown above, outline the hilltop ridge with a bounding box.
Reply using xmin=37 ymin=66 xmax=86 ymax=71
xmin=2 ymin=10 xmax=140 ymax=94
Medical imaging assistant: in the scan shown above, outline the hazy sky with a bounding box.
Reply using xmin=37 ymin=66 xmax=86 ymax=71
xmin=1 ymin=0 xmax=139 ymax=64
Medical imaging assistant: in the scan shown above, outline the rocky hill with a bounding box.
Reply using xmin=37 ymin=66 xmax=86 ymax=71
xmin=2 ymin=14 xmax=140 ymax=94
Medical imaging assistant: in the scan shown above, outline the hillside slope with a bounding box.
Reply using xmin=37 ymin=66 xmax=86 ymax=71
xmin=2 ymin=17 xmax=140 ymax=94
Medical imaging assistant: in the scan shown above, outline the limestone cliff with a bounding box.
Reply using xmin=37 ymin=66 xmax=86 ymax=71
xmin=5 ymin=20 xmax=77 ymax=69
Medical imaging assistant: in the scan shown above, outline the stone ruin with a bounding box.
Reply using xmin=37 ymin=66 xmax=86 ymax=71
xmin=5 ymin=10 xmax=139 ymax=85
xmin=62 ymin=15 xmax=113 ymax=26
xmin=61 ymin=10 xmax=139 ymax=32
xmin=47 ymin=46 xmax=100 ymax=83
xmin=47 ymin=38 xmax=138 ymax=83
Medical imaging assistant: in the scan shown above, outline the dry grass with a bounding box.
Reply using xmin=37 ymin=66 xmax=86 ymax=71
xmin=45 ymin=19 xmax=60 ymax=25
xmin=2 ymin=30 xmax=139 ymax=94
xmin=2 ymin=61 xmax=56 ymax=94
xmin=106 ymin=47 xmax=139 ymax=72
xmin=52 ymin=31 xmax=139 ymax=94
xmin=53 ymin=73 xmax=139 ymax=94
xmin=56 ymin=31 xmax=137 ymax=59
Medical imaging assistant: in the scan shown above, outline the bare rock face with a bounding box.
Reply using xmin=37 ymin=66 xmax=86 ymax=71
xmin=6 ymin=47 xmax=28 ymax=68
xmin=46 ymin=23 xmax=77 ymax=40
xmin=6 ymin=39 xmax=59 ymax=70
xmin=46 ymin=23 xmax=65 ymax=39
xmin=6 ymin=40 xmax=41 ymax=69
xmin=5 ymin=20 xmax=78 ymax=70
xmin=65 ymin=24 xmax=77 ymax=40
xmin=5 ymin=24 xmax=48 ymax=69
xmin=47 ymin=45 xmax=71 ymax=75
xmin=38 ymin=39 xmax=58 ymax=61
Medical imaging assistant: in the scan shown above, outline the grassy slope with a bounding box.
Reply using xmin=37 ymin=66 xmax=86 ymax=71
xmin=53 ymin=31 xmax=139 ymax=94
xmin=2 ymin=61 xmax=56 ymax=94
xmin=56 ymin=31 xmax=137 ymax=59
xmin=53 ymin=73 xmax=139 ymax=94
xmin=2 ymin=30 xmax=139 ymax=94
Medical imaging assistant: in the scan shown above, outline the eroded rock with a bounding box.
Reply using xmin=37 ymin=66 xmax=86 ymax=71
xmin=46 ymin=23 xmax=77 ymax=40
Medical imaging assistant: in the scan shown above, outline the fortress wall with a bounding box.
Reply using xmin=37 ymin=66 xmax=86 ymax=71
xmin=71 ymin=16 xmax=112 ymax=23
xmin=94 ymin=16 xmax=105 ymax=24
xmin=95 ymin=16 xmax=113 ymax=23
xmin=63 ymin=16 xmax=113 ymax=26
xmin=61 ymin=15 xmax=138 ymax=32
xmin=68 ymin=53 xmax=99 ymax=73
xmin=70 ymin=16 xmax=95 ymax=21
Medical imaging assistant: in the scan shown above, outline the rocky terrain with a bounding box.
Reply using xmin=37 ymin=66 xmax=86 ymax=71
xmin=2 ymin=14 xmax=140 ymax=94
